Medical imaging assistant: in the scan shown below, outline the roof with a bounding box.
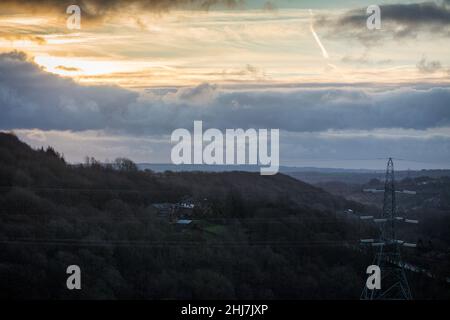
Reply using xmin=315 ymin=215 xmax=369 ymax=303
xmin=176 ymin=219 xmax=192 ymax=225
xmin=178 ymin=203 xmax=195 ymax=209
xmin=152 ymin=203 xmax=173 ymax=209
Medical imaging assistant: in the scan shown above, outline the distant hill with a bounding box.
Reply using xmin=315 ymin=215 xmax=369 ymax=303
xmin=138 ymin=163 xmax=450 ymax=185
xmin=287 ymin=170 xmax=450 ymax=185
xmin=138 ymin=163 xmax=382 ymax=173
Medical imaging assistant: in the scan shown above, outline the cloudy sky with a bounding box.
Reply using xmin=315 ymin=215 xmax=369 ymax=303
xmin=1 ymin=0 xmax=450 ymax=169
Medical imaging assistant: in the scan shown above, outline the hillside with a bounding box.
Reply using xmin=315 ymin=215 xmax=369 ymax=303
xmin=0 ymin=132 xmax=447 ymax=299
xmin=0 ymin=132 xmax=359 ymax=214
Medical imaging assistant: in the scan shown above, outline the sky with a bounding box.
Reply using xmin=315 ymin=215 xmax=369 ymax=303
xmin=1 ymin=0 xmax=450 ymax=170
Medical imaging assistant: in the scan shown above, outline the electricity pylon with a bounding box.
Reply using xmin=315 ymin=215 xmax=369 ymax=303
xmin=361 ymin=158 xmax=416 ymax=300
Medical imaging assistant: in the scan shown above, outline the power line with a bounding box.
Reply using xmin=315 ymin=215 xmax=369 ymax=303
xmin=0 ymin=238 xmax=360 ymax=248
xmin=0 ymin=213 xmax=356 ymax=222
xmin=0 ymin=186 xmax=332 ymax=194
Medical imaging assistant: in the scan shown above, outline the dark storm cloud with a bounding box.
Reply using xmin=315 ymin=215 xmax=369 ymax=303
xmin=1 ymin=51 xmax=450 ymax=135
xmin=0 ymin=51 xmax=138 ymax=131
xmin=340 ymin=2 xmax=450 ymax=27
xmin=318 ymin=1 xmax=450 ymax=43
xmin=204 ymin=86 xmax=450 ymax=132
xmin=0 ymin=0 xmax=244 ymax=21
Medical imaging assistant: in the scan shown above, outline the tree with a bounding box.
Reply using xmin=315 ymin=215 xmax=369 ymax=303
xmin=114 ymin=158 xmax=138 ymax=172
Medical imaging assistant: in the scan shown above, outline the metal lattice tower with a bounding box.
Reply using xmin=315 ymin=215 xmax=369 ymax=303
xmin=361 ymin=158 xmax=413 ymax=300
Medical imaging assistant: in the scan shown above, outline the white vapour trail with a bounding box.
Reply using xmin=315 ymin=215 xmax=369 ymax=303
xmin=309 ymin=9 xmax=329 ymax=59
xmin=308 ymin=9 xmax=347 ymax=79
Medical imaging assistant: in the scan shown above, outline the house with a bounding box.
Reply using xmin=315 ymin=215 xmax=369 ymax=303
xmin=175 ymin=196 xmax=195 ymax=218
xmin=152 ymin=203 xmax=175 ymax=217
xmin=152 ymin=196 xmax=197 ymax=221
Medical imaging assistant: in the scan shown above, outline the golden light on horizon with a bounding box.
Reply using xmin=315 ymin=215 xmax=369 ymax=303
xmin=33 ymin=55 xmax=176 ymax=80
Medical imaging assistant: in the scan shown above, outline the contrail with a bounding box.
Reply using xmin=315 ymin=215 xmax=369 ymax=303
xmin=309 ymin=9 xmax=329 ymax=59
xmin=308 ymin=9 xmax=347 ymax=79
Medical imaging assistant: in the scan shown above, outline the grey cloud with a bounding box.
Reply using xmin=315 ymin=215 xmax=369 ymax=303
xmin=1 ymin=51 xmax=450 ymax=136
xmin=417 ymin=55 xmax=443 ymax=73
xmin=55 ymin=65 xmax=82 ymax=72
xmin=170 ymin=83 xmax=218 ymax=105
xmin=0 ymin=32 xmax=46 ymax=45
xmin=340 ymin=52 xmax=392 ymax=65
